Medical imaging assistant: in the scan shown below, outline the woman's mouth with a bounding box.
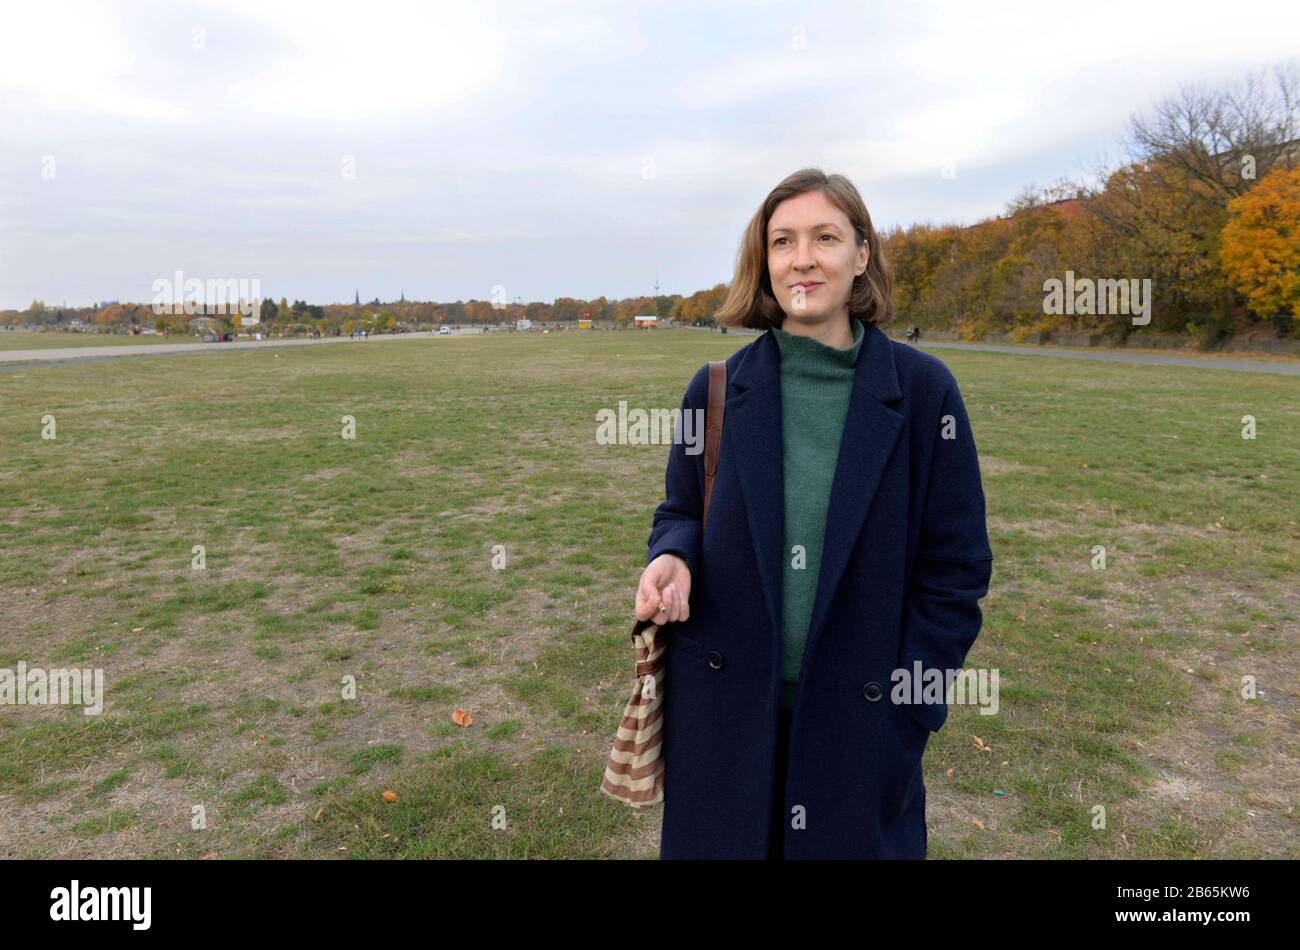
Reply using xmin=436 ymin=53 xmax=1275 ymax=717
xmin=793 ymin=282 xmax=822 ymax=291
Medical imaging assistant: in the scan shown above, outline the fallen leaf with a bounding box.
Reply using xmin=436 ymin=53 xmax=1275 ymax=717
xmin=972 ymin=819 xmax=985 ymax=830
xmin=452 ymin=708 xmax=473 ymax=727
xmin=382 ymin=789 xmax=399 ymax=803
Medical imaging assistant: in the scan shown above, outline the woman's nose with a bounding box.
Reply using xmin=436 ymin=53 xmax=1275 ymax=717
xmin=794 ymin=239 xmax=816 ymax=269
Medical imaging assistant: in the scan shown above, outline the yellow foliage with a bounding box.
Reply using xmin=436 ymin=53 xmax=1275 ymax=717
xmin=1219 ymin=166 xmax=1300 ymax=317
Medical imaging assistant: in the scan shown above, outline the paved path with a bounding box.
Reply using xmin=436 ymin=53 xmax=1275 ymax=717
xmin=911 ymin=339 xmax=1300 ymax=376
xmin=3 ymin=328 xmax=1297 ymax=376
xmin=683 ymin=327 xmax=1299 ymax=376
xmin=0 ymin=331 xmax=463 ymax=371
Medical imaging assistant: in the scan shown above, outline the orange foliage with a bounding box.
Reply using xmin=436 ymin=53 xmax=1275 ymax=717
xmin=1219 ymin=165 xmax=1300 ymax=317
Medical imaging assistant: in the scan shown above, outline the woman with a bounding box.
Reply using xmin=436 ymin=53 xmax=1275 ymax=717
xmin=634 ymin=168 xmax=993 ymax=859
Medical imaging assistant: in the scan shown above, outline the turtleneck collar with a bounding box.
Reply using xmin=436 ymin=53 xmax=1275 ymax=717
xmin=771 ymin=317 xmax=865 ymax=376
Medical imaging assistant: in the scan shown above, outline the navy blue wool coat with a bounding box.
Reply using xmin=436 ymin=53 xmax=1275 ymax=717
xmin=646 ymin=323 xmax=994 ymax=859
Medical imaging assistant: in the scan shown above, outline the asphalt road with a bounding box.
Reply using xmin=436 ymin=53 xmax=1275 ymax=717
xmin=913 ymin=339 xmax=1300 ymax=376
xmin=2 ymin=328 xmax=1297 ymax=376
xmin=0 ymin=330 xmax=464 ymax=372
xmin=682 ymin=327 xmax=1300 ymax=376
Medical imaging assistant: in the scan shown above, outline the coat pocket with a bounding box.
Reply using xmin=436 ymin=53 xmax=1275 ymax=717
xmin=879 ymin=701 xmax=930 ymax=826
xmin=666 ymin=621 xmax=707 ymax=663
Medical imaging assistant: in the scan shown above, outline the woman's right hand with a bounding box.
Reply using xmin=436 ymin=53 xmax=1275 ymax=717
xmin=635 ymin=553 xmax=692 ymax=623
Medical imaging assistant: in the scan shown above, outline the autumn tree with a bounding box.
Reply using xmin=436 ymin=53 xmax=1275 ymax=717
xmin=1083 ymin=61 xmax=1299 ymax=327
xmin=1219 ymin=165 xmax=1300 ymax=321
xmin=96 ymin=304 xmax=127 ymax=326
xmin=1127 ymin=61 xmax=1298 ymax=206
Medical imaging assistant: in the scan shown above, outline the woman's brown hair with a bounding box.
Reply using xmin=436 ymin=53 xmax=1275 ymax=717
xmin=715 ymin=167 xmax=894 ymax=330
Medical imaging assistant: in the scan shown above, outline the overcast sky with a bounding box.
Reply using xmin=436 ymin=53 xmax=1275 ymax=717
xmin=1 ymin=0 xmax=1296 ymax=310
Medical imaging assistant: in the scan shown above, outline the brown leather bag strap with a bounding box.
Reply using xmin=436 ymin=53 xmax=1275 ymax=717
xmin=703 ymin=359 xmax=727 ymax=529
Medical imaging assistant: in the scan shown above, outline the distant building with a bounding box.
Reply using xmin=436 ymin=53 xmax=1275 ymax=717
xmin=578 ymin=318 xmax=592 ymax=329
xmin=634 ymin=314 xmax=658 ymax=329
xmin=188 ymin=315 xmax=221 ymax=333
xmin=1210 ymin=137 xmax=1300 ymax=170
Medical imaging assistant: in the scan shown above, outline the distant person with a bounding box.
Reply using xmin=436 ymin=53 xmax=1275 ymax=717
xmin=634 ymin=167 xmax=992 ymax=861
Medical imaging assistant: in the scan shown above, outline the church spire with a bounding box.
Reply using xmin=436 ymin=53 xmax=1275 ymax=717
xmin=354 ymin=289 xmax=360 ymax=305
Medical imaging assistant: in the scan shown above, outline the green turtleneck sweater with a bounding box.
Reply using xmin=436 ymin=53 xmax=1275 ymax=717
xmin=771 ymin=318 xmax=865 ymax=711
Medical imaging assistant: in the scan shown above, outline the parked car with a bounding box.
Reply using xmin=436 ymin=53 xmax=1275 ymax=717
xmin=439 ymin=326 xmax=451 ymax=335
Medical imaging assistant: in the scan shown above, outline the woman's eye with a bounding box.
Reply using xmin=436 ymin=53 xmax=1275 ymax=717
xmin=773 ymin=234 xmax=835 ymax=246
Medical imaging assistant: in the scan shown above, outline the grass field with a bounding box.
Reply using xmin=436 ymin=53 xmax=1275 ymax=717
xmin=0 ymin=329 xmax=1295 ymax=859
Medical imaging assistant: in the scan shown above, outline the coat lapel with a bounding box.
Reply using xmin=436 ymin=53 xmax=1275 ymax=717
xmin=725 ymin=323 xmax=904 ymax=666
xmin=724 ymin=331 xmax=786 ymax=652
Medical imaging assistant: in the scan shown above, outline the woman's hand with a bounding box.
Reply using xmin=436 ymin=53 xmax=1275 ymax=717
xmin=635 ymin=553 xmax=692 ymax=623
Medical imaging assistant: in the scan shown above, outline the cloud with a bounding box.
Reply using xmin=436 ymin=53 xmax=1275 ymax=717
xmin=0 ymin=1 xmax=187 ymax=119
xmin=2 ymin=0 xmax=1297 ymax=307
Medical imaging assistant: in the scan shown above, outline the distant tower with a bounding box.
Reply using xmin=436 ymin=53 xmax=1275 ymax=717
xmin=654 ymin=278 xmax=660 ymax=296
xmin=400 ymin=290 xmax=405 ymax=303
xmin=354 ymin=289 xmax=360 ymax=305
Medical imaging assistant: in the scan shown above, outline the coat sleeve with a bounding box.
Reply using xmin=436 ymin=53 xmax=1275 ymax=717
xmin=646 ymin=365 xmax=709 ymax=575
xmin=898 ymin=371 xmax=994 ymax=734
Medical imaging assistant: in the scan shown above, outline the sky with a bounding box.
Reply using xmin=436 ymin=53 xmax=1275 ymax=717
xmin=1 ymin=0 xmax=1296 ymax=310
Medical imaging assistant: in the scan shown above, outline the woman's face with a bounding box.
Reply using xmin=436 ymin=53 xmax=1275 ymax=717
xmin=766 ymin=189 xmax=869 ymax=328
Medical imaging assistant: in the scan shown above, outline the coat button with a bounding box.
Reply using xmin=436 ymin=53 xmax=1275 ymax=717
xmin=863 ymin=681 xmax=882 ymax=701
xmin=707 ymin=651 xmax=724 ymax=670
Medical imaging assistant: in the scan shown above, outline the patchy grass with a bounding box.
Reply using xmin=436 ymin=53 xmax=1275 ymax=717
xmin=0 ymin=328 xmax=1295 ymax=859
